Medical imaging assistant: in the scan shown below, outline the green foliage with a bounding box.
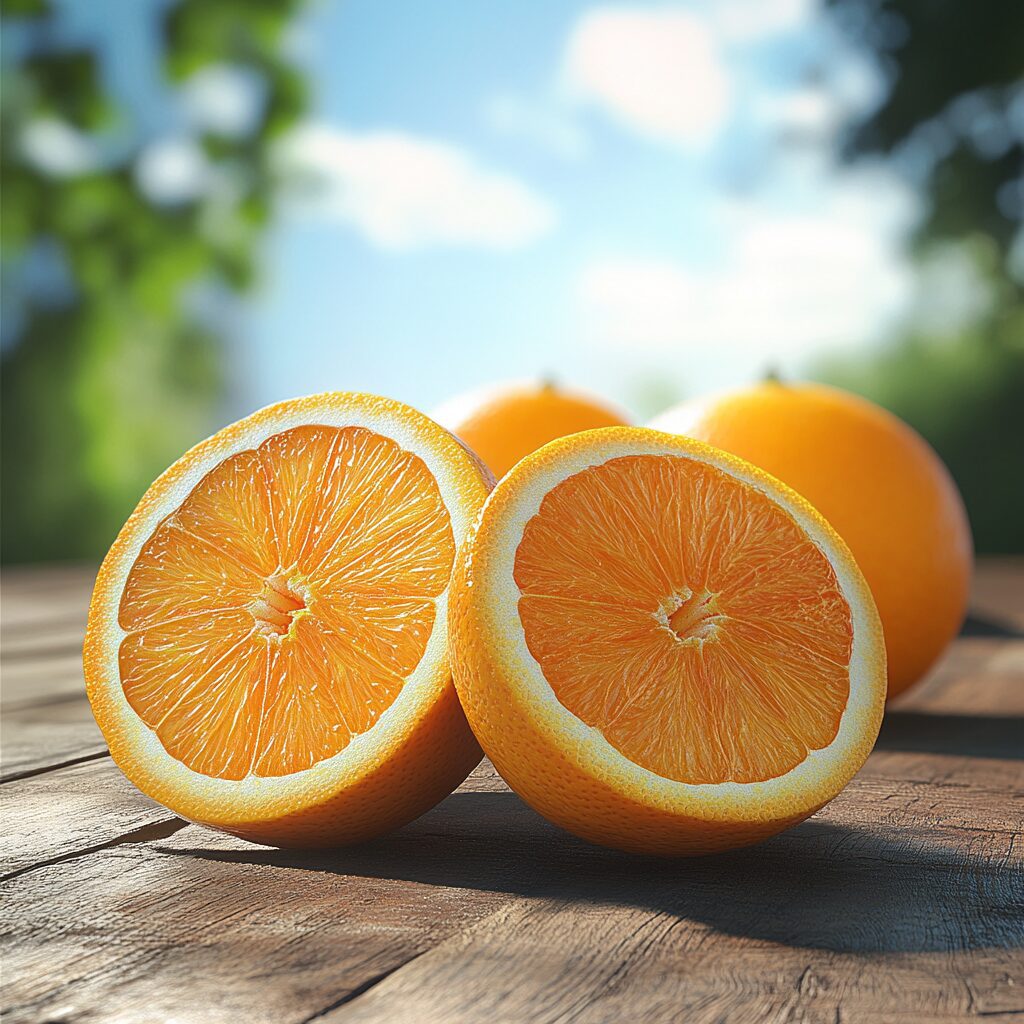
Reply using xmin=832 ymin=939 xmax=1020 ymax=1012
xmin=823 ymin=0 xmax=1024 ymax=553
xmin=828 ymin=0 xmax=1024 ymax=260
xmin=1 ymin=0 xmax=307 ymax=563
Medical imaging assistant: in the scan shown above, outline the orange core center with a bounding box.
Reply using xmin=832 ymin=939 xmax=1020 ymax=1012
xmin=250 ymin=575 xmax=306 ymax=637
xmin=665 ymin=588 xmax=723 ymax=644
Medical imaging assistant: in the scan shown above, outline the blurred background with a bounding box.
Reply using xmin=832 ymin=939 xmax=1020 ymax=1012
xmin=2 ymin=0 xmax=1021 ymax=564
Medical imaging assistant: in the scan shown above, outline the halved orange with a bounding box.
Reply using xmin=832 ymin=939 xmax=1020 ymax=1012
xmin=449 ymin=427 xmax=886 ymax=855
xmin=85 ymin=392 xmax=491 ymax=847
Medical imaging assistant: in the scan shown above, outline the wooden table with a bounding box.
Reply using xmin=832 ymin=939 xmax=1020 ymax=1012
xmin=3 ymin=561 xmax=1022 ymax=1023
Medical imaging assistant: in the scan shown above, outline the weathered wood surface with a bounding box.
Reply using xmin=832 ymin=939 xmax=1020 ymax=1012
xmin=1 ymin=560 xmax=1022 ymax=1023
xmin=2 ymin=564 xmax=105 ymax=782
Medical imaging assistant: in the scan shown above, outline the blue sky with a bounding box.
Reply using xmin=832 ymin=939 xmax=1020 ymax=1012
xmin=240 ymin=0 xmax=919 ymax=419
xmin=14 ymin=0 xmax=928 ymax=420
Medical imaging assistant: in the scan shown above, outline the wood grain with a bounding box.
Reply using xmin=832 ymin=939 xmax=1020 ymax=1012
xmin=1 ymin=758 xmax=515 ymax=1024
xmin=1 ymin=563 xmax=94 ymax=649
xmin=320 ymin=730 xmax=1024 ymax=1022
xmin=1 ymin=561 xmax=1022 ymax=1023
xmin=1 ymin=758 xmax=175 ymax=879
xmin=1 ymin=565 xmax=104 ymax=779
xmin=970 ymin=556 xmax=1024 ymax=631
xmin=1 ymin=698 xmax=105 ymax=781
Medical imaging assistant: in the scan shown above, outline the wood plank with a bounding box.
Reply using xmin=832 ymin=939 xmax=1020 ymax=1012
xmin=0 ymin=759 xmax=516 ymax=1024
xmin=3 ymin=701 xmax=1021 ymax=1024
xmin=971 ymin=556 xmax=1024 ymax=631
xmin=1 ymin=563 xmax=92 ymax=712
xmin=317 ymin=746 xmax=1023 ymax=1023
xmin=0 ymin=563 xmax=95 ymax=632
xmin=1 ymin=618 xmax=90 ymax=662
xmin=880 ymin=635 xmax=1024 ymax=765
xmin=891 ymin=635 xmax=1024 ymax=717
xmin=332 ymin=932 xmax=1022 ymax=1024
xmin=0 ymin=757 xmax=175 ymax=878
xmin=2 ymin=652 xmax=89 ymax=710
xmin=1 ymin=697 xmax=105 ymax=782
xmin=1 ymin=564 xmax=101 ymax=777
xmin=2 ymin=848 xmax=508 ymax=1024
xmin=314 ymin=634 xmax=1021 ymax=1023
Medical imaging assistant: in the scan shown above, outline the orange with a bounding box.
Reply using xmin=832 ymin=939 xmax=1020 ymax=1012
xmin=650 ymin=382 xmax=973 ymax=698
xmin=434 ymin=379 xmax=629 ymax=478
xmin=449 ymin=427 xmax=886 ymax=855
xmin=84 ymin=392 xmax=491 ymax=847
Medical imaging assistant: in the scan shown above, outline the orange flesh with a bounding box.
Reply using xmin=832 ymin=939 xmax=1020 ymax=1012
xmin=118 ymin=425 xmax=454 ymax=780
xmin=513 ymin=455 xmax=853 ymax=785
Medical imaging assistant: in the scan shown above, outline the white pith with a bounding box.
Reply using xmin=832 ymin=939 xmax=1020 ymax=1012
xmin=479 ymin=434 xmax=882 ymax=819
xmin=91 ymin=396 xmax=474 ymax=816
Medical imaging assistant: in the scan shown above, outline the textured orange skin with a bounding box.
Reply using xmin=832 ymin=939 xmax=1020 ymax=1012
xmin=84 ymin=392 xmax=490 ymax=848
xmin=203 ymin=684 xmax=479 ymax=848
xmin=651 ymin=383 xmax=973 ymax=699
xmin=449 ymin=427 xmax=886 ymax=856
xmin=439 ymin=382 xmax=629 ymax=478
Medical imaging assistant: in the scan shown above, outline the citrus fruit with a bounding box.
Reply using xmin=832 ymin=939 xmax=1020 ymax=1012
xmin=650 ymin=381 xmax=972 ymax=699
xmin=434 ymin=379 xmax=629 ymax=478
xmin=449 ymin=426 xmax=886 ymax=855
xmin=84 ymin=392 xmax=491 ymax=847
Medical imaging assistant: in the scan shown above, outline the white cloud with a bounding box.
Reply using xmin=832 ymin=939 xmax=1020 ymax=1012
xmin=183 ymin=64 xmax=266 ymax=138
xmin=562 ymin=8 xmax=732 ymax=150
xmin=577 ymin=169 xmax=918 ymax=373
xmin=20 ymin=118 xmax=100 ymax=177
xmin=490 ymin=2 xmax=824 ymax=158
xmin=278 ymin=123 xmax=557 ymax=250
xmin=711 ymin=0 xmax=814 ymax=43
xmin=754 ymin=87 xmax=839 ymax=140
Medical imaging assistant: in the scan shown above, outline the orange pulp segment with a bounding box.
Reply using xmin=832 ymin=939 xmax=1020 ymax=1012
xmin=513 ymin=454 xmax=853 ymax=785
xmin=118 ymin=424 xmax=454 ymax=781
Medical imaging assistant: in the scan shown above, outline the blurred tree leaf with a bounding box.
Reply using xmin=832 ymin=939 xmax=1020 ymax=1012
xmin=24 ymin=51 xmax=113 ymax=129
xmin=828 ymin=0 xmax=1024 ymax=261
xmin=1 ymin=0 xmax=308 ymax=563
xmin=0 ymin=0 xmax=50 ymax=18
xmin=821 ymin=0 xmax=1024 ymax=553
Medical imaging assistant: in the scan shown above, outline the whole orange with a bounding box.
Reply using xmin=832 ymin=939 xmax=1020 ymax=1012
xmin=434 ymin=380 xmax=629 ymax=478
xmin=650 ymin=381 xmax=973 ymax=699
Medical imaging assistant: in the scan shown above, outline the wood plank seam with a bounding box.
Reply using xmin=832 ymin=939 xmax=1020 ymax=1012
xmin=298 ymin=955 xmax=432 ymax=1024
xmin=1 ymin=815 xmax=185 ymax=884
xmin=1 ymin=749 xmax=110 ymax=785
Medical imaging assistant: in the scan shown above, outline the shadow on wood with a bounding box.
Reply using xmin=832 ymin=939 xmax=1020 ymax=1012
xmin=959 ymin=613 xmax=1024 ymax=639
xmin=876 ymin=711 xmax=1024 ymax=760
xmin=159 ymin=790 xmax=1023 ymax=956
